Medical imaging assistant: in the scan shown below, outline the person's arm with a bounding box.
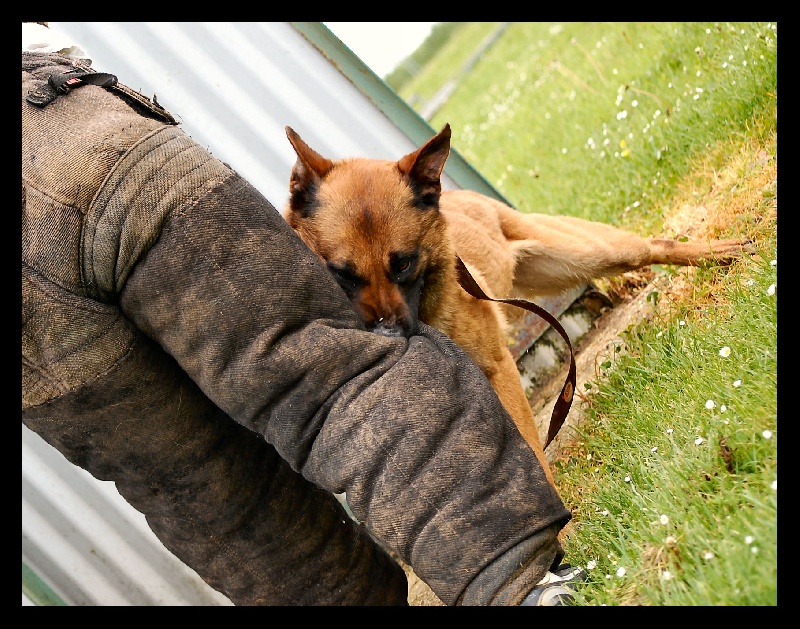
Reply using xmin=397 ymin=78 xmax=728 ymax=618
xmin=87 ymin=126 xmax=569 ymax=604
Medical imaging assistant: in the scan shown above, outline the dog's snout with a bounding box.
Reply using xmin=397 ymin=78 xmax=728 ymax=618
xmin=369 ymin=318 xmax=408 ymax=337
xmin=365 ymin=314 xmax=414 ymax=337
xmin=357 ymin=284 xmax=418 ymax=338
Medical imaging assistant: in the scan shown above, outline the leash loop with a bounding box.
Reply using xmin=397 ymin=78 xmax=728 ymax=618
xmin=454 ymin=256 xmax=576 ymax=448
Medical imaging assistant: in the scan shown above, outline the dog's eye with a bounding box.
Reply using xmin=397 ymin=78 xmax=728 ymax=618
xmin=390 ymin=253 xmax=418 ymax=284
xmin=327 ymin=263 xmax=363 ymax=294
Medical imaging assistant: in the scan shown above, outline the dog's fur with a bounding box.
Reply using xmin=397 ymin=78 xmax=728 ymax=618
xmin=283 ymin=123 xmax=748 ymax=485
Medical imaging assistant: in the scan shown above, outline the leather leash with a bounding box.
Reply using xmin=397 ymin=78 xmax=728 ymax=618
xmin=455 ymin=256 xmax=576 ymax=448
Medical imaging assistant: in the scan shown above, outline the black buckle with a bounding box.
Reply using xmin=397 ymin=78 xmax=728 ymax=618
xmin=26 ymin=69 xmax=118 ymax=107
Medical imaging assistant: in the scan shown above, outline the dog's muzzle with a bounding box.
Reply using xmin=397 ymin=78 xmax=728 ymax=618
xmin=368 ymin=317 xmax=413 ymax=338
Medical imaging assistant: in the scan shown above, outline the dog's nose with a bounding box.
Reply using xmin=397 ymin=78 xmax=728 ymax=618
xmin=371 ymin=323 xmax=406 ymax=337
xmin=368 ymin=317 xmax=407 ymax=337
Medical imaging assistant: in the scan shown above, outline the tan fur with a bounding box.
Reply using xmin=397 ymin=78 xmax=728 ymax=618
xmin=283 ymin=124 xmax=749 ymax=487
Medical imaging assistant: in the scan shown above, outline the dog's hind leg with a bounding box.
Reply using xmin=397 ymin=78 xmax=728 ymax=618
xmin=493 ymin=203 xmax=749 ymax=299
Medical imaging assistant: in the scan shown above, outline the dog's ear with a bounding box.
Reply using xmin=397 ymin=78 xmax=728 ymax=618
xmin=397 ymin=123 xmax=451 ymax=210
xmin=286 ymin=126 xmax=335 ymax=216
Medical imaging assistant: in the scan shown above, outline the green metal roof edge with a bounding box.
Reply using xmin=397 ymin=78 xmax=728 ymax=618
xmin=22 ymin=561 xmax=68 ymax=606
xmin=289 ymin=22 xmax=515 ymax=207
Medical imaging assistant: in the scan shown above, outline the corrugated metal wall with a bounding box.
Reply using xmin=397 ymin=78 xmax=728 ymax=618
xmin=23 ymin=21 xmax=460 ymax=607
xmin=47 ymin=22 xmax=460 ymax=211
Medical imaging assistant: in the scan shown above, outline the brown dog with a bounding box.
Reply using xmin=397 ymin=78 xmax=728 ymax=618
xmin=283 ymin=123 xmax=747 ymax=485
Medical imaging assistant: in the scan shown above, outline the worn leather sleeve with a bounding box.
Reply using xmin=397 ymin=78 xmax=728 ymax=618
xmin=88 ymin=127 xmax=569 ymax=603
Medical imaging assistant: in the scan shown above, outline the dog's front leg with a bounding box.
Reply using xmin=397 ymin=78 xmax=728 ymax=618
xmin=485 ymin=350 xmax=556 ymax=488
xmin=447 ymin=296 xmax=557 ymax=487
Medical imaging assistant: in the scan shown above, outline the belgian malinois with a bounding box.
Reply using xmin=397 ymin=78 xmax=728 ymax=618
xmin=283 ymin=123 xmax=748 ymax=485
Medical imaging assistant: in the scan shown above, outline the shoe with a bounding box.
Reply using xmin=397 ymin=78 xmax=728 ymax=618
xmin=520 ymin=563 xmax=587 ymax=606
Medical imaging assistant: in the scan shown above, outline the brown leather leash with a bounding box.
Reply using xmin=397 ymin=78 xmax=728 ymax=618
xmin=454 ymin=256 xmax=576 ymax=448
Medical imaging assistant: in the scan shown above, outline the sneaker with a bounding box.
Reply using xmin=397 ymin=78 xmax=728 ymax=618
xmin=520 ymin=564 xmax=587 ymax=606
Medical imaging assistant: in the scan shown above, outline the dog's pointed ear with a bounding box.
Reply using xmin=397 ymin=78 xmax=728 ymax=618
xmin=396 ymin=123 xmax=451 ymax=210
xmin=286 ymin=126 xmax=335 ymax=216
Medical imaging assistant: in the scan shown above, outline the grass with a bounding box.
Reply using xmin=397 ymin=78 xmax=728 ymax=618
xmin=561 ymin=213 xmax=777 ymax=606
xmin=398 ymin=22 xmax=777 ymax=605
xmin=402 ymin=22 xmax=776 ymax=232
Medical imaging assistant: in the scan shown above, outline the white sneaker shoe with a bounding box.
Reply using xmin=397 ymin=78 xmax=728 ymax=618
xmin=520 ymin=564 xmax=587 ymax=606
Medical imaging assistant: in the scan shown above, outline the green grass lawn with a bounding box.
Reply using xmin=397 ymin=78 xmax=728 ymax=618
xmin=400 ymin=22 xmax=777 ymax=606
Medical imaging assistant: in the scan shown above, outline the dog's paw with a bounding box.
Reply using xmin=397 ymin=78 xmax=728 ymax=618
xmin=708 ymin=238 xmax=756 ymax=259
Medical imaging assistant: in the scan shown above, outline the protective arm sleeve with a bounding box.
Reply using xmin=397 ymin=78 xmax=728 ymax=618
xmin=88 ymin=126 xmax=569 ymax=603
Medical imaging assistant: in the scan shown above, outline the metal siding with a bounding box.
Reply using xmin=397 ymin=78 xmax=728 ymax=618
xmin=47 ymin=22 xmax=457 ymax=214
xmin=24 ymin=20 xmax=452 ymax=606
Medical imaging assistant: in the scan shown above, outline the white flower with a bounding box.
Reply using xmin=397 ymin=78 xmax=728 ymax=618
xmin=651 ymin=446 xmax=658 ymax=453
xmin=661 ymin=570 xmax=672 ymax=580
xmin=660 ymin=514 xmax=669 ymax=525
xmin=733 ymin=380 xmax=742 ymax=388
xmin=624 ymin=475 xmax=631 ymax=483
xmin=666 ymin=536 xmax=677 ymax=546
xmin=602 ymin=510 xmax=609 ymax=516
xmin=695 ymin=437 xmax=705 ymax=445
xmin=751 ymin=546 xmax=759 ymax=554
xmin=770 ymin=259 xmax=777 ymax=266
xmin=745 ymin=536 xmax=754 ymax=545
xmin=719 ymin=346 xmax=731 ymax=357
xmin=771 ymin=480 xmax=777 ymax=490
xmin=720 ymin=405 xmax=727 ymax=413
xmin=762 ymin=430 xmax=773 ymax=439
xmin=767 ymin=284 xmax=776 ymax=296
xmin=587 ymin=560 xmax=597 ymax=570
xmin=679 ymin=320 xmax=686 ymax=327
xmin=616 ymin=567 xmax=626 ymax=578
xmin=703 ymin=551 xmax=714 ymax=560
xmin=705 ymin=400 xmax=716 ymax=410
xmin=666 ymin=428 xmax=674 ymax=434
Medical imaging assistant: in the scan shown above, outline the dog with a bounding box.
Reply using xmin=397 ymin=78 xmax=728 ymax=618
xmin=283 ymin=123 xmax=748 ymax=485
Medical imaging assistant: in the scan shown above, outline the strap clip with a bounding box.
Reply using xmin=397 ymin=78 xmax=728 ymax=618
xmin=26 ymin=68 xmax=118 ymax=107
